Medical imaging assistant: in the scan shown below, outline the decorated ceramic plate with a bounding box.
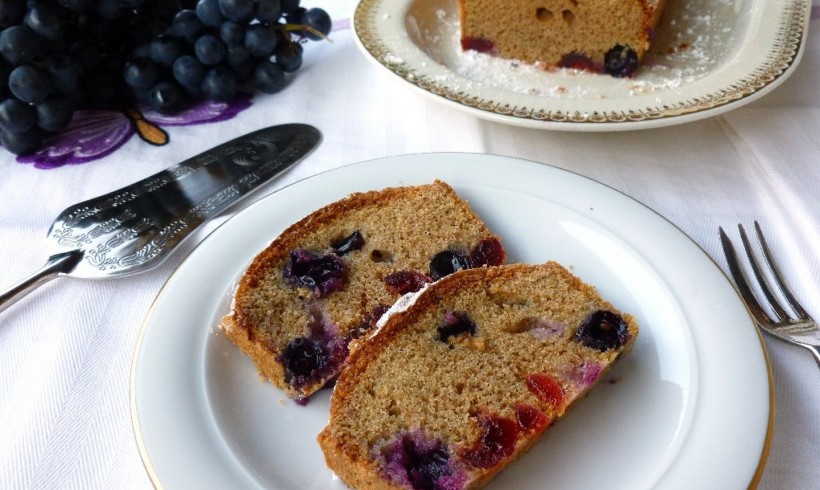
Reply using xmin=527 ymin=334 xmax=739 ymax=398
xmin=352 ymin=0 xmax=810 ymax=130
xmin=132 ymin=153 xmax=772 ymax=488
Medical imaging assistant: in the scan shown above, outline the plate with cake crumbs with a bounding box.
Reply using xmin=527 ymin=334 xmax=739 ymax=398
xmin=352 ymin=0 xmax=810 ymax=131
xmin=132 ymin=154 xmax=772 ymax=489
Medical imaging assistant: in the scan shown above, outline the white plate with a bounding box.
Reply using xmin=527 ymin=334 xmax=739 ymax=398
xmin=131 ymin=154 xmax=772 ymax=489
xmin=352 ymin=0 xmax=810 ymax=130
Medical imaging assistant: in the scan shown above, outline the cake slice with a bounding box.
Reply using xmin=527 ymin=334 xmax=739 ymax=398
xmin=221 ymin=180 xmax=505 ymax=402
xmin=318 ymin=262 xmax=638 ymax=489
xmin=457 ymin=0 xmax=667 ymax=77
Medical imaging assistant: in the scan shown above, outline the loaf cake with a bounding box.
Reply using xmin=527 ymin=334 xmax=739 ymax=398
xmin=220 ymin=180 xmax=505 ymax=403
xmin=457 ymin=0 xmax=667 ymax=77
xmin=318 ymin=262 xmax=638 ymax=489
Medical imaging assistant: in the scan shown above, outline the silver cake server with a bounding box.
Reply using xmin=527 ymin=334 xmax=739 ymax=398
xmin=0 ymin=123 xmax=321 ymax=313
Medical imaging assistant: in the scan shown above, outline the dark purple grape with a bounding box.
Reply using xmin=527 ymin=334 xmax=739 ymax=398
xmin=0 ymin=0 xmax=26 ymax=29
xmin=194 ymin=33 xmax=226 ymax=66
xmin=35 ymin=95 xmax=74 ymax=132
xmin=604 ymin=44 xmax=638 ymax=78
xmin=171 ymin=9 xmax=203 ymax=43
xmin=24 ymin=3 xmax=68 ymax=41
xmin=376 ymin=431 xmax=462 ymax=490
xmin=437 ymin=311 xmax=477 ymax=342
xmin=559 ymin=52 xmax=598 ymax=72
xmin=225 ymin=44 xmax=249 ymax=66
xmin=9 ymin=65 xmax=51 ymax=103
xmin=253 ymin=60 xmax=284 ymax=94
xmin=275 ymin=41 xmax=302 ymax=72
xmin=56 ymin=0 xmax=95 ymax=13
xmin=178 ymin=80 xmax=201 ymax=98
xmin=244 ymin=24 xmax=277 ymax=57
xmin=95 ymin=0 xmax=131 ymax=19
xmin=469 ymin=237 xmax=505 ymax=267
xmin=280 ymin=337 xmax=328 ymax=380
xmin=0 ymin=127 xmax=44 ymax=155
xmin=201 ymin=66 xmax=236 ymax=100
xmin=229 ymin=58 xmax=253 ymax=82
xmin=0 ymin=98 xmax=35 ymax=134
xmin=384 ymin=271 xmax=431 ymax=295
xmin=575 ymin=310 xmax=629 ymax=351
xmin=408 ymin=445 xmax=450 ymax=490
xmin=150 ymin=35 xmax=185 ymax=67
xmin=42 ymin=54 xmax=82 ymax=94
xmin=332 ymin=230 xmax=365 ymax=256
xmin=219 ymin=20 xmax=244 ymax=46
xmin=283 ymin=249 xmax=347 ymax=297
xmin=429 ymin=250 xmax=470 ymax=280
xmin=0 ymin=25 xmax=43 ymax=65
xmin=195 ymin=0 xmax=223 ymax=27
xmin=280 ymin=0 xmax=300 ymax=16
xmin=172 ymin=54 xmax=205 ymax=86
xmin=255 ymin=0 xmax=281 ymax=23
xmin=148 ymin=81 xmax=187 ymax=114
xmin=288 ymin=5 xmax=305 ymax=22
xmin=69 ymin=41 xmax=101 ymax=70
xmin=300 ymin=7 xmax=331 ymax=40
xmin=0 ymin=60 xmax=10 ymax=97
xmin=118 ymin=0 xmax=150 ymax=8
xmin=218 ymin=0 xmax=254 ymax=22
xmin=123 ymin=57 xmax=160 ymax=90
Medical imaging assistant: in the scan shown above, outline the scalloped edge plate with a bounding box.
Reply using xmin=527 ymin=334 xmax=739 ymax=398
xmin=352 ymin=0 xmax=810 ymax=130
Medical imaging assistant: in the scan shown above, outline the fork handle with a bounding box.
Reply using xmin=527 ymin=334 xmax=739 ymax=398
xmin=0 ymin=251 xmax=83 ymax=315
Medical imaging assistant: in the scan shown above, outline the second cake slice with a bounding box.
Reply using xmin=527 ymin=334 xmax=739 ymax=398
xmin=319 ymin=262 xmax=638 ymax=489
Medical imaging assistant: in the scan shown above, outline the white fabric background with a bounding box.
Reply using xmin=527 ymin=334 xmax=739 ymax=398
xmin=1 ymin=1 xmax=818 ymax=488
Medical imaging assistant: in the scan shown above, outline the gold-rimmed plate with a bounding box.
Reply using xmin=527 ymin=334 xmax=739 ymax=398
xmin=353 ymin=0 xmax=810 ymax=130
xmin=131 ymin=154 xmax=772 ymax=488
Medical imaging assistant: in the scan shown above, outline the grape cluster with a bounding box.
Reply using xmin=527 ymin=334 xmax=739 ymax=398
xmin=0 ymin=0 xmax=331 ymax=156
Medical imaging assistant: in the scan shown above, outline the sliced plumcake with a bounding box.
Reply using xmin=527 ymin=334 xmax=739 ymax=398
xmin=318 ymin=262 xmax=638 ymax=490
xmin=220 ymin=180 xmax=505 ymax=403
xmin=458 ymin=0 xmax=667 ymax=77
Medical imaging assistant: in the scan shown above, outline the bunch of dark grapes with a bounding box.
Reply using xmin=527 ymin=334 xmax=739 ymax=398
xmin=0 ymin=0 xmax=331 ymax=156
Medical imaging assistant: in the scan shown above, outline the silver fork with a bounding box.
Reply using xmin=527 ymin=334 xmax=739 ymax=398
xmin=719 ymin=221 xmax=820 ymax=369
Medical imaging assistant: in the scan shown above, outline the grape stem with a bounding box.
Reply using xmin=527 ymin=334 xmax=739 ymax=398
xmin=282 ymin=24 xmax=333 ymax=43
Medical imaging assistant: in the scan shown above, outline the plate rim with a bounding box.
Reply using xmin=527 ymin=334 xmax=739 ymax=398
xmin=352 ymin=0 xmax=811 ymax=131
xmin=130 ymin=152 xmax=774 ymax=488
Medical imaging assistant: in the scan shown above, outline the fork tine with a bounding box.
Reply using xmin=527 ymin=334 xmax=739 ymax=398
xmin=753 ymin=220 xmax=809 ymax=319
xmin=737 ymin=224 xmax=790 ymax=322
xmin=719 ymin=226 xmax=775 ymax=327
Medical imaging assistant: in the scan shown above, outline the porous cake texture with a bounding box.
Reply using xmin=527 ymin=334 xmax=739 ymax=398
xmin=319 ymin=262 xmax=638 ymax=490
xmin=458 ymin=0 xmax=667 ymax=76
xmin=221 ymin=180 xmax=505 ymax=402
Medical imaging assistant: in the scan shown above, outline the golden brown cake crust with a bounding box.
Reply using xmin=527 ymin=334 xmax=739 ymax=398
xmin=221 ymin=180 xmax=504 ymax=399
xmin=319 ymin=262 xmax=638 ymax=489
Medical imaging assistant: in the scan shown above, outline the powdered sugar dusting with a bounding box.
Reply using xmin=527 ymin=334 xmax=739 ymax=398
xmin=412 ymin=0 xmax=741 ymax=99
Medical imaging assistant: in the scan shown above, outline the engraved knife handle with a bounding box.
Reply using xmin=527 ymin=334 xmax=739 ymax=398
xmin=0 ymin=251 xmax=83 ymax=315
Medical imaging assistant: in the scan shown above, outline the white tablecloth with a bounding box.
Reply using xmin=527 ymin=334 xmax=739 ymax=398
xmin=1 ymin=1 xmax=818 ymax=488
